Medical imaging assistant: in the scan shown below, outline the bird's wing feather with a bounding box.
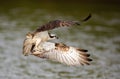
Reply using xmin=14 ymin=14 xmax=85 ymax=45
xmin=43 ymin=47 xmax=92 ymax=66
xmin=35 ymin=20 xmax=80 ymax=32
xmin=33 ymin=42 xmax=92 ymax=66
xmin=35 ymin=14 xmax=91 ymax=32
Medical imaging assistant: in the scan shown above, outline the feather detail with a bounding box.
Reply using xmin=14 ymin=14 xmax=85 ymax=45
xmin=31 ymin=42 xmax=92 ymax=66
xmin=35 ymin=20 xmax=80 ymax=32
xmin=34 ymin=14 xmax=91 ymax=32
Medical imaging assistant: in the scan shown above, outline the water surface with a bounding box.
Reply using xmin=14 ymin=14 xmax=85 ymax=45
xmin=0 ymin=1 xmax=120 ymax=79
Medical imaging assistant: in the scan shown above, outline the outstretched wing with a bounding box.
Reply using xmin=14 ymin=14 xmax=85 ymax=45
xmin=35 ymin=14 xmax=91 ymax=32
xmin=32 ymin=42 xmax=92 ymax=66
xmin=35 ymin=20 xmax=80 ymax=32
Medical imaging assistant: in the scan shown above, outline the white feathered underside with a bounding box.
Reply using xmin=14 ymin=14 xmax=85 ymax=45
xmin=39 ymin=42 xmax=84 ymax=65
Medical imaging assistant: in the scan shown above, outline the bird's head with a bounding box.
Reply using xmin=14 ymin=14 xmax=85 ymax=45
xmin=48 ymin=33 xmax=59 ymax=40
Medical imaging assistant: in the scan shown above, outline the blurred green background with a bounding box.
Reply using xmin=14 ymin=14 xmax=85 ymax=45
xmin=0 ymin=0 xmax=120 ymax=79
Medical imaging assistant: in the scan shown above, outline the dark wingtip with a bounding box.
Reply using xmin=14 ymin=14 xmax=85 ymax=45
xmin=86 ymin=62 xmax=90 ymax=65
xmin=82 ymin=13 xmax=92 ymax=22
xmin=86 ymin=54 xmax=90 ymax=57
xmin=75 ymin=22 xmax=81 ymax=25
xmin=82 ymin=49 xmax=88 ymax=52
xmin=87 ymin=58 xmax=92 ymax=61
xmin=77 ymin=49 xmax=88 ymax=52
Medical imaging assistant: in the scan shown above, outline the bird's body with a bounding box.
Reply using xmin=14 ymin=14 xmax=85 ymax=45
xmin=23 ymin=19 xmax=81 ymax=56
xmin=22 ymin=14 xmax=92 ymax=66
xmin=23 ymin=31 xmax=57 ymax=56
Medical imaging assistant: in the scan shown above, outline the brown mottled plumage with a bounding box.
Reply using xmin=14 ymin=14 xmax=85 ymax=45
xmin=55 ymin=43 xmax=70 ymax=52
xmin=31 ymin=42 xmax=92 ymax=66
xmin=35 ymin=20 xmax=80 ymax=33
xmin=35 ymin=14 xmax=91 ymax=32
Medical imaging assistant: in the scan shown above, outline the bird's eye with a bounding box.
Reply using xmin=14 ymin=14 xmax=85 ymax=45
xmin=48 ymin=33 xmax=56 ymax=38
xmin=50 ymin=35 xmax=55 ymax=38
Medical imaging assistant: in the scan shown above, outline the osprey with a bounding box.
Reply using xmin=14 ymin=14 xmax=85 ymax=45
xmin=23 ymin=14 xmax=92 ymax=66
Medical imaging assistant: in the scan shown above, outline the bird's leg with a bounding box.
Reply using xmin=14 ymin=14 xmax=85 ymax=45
xmin=32 ymin=50 xmax=42 ymax=55
xmin=34 ymin=54 xmax=46 ymax=58
xmin=31 ymin=49 xmax=46 ymax=58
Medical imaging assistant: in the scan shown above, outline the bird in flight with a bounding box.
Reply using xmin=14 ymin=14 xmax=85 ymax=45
xmin=23 ymin=14 xmax=92 ymax=66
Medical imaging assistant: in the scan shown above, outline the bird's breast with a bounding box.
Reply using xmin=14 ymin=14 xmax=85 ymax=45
xmin=40 ymin=42 xmax=55 ymax=51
